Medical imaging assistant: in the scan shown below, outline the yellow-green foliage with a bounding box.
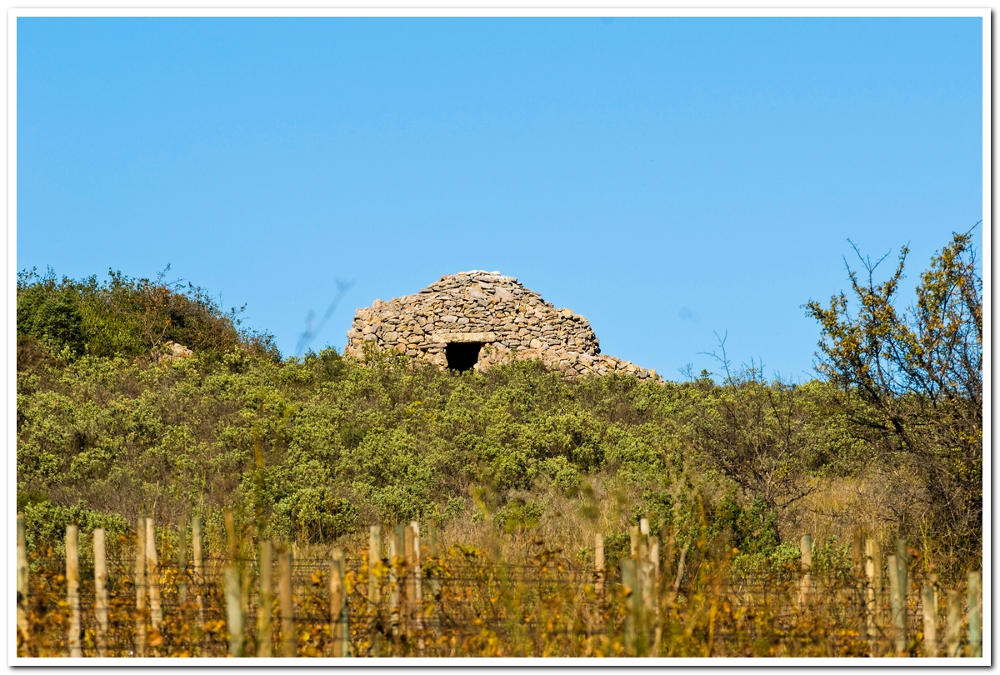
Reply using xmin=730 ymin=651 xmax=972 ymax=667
xmin=16 ymin=233 xmax=982 ymax=583
xmin=19 ymin=521 xmax=971 ymax=658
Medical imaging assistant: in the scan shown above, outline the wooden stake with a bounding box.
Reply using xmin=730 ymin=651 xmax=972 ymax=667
xmin=851 ymin=529 xmax=864 ymax=579
xmin=629 ymin=525 xmax=640 ymax=558
xmin=16 ymin=514 xmax=28 ymax=655
xmin=224 ymin=509 xmax=238 ymax=561
xmin=798 ymin=534 xmax=813 ymax=606
xmin=145 ymin=517 xmax=163 ymax=631
xmin=864 ymin=537 xmax=882 ymax=655
xmin=368 ymin=525 xmax=383 ymax=657
xmin=427 ymin=524 xmax=442 ymax=648
xmin=620 ymin=557 xmax=643 ymax=656
xmin=389 ymin=524 xmax=405 ymax=655
xmin=224 ymin=565 xmax=245 ymax=656
xmin=888 ymin=540 xmax=908 ymax=655
xmin=330 ymin=548 xmax=349 ymax=657
xmin=639 ymin=548 xmax=653 ymax=616
xmin=945 ymin=589 xmax=962 ymax=657
xmin=921 ymin=584 xmax=938 ymax=657
xmin=93 ymin=528 xmax=109 ymax=657
xmin=649 ymin=536 xmax=660 ymax=586
xmin=65 ymin=525 xmax=81 ymax=657
xmin=407 ymin=521 xmax=424 ymax=656
xmin=135 ymin=517 xmax=147 ymax=657
xmin=257 ymin=540 xmax=273 ymax=657
xmin=402 ymin=524 xmax=413 ymax=643
xmin=648 ymin=535 xmax=661 ymax=657
xmin=887 ymin=554 xmax=900 ymax=654
xmin=192 ymin=516 xmax=205 ymax=641
xmin=967 ymin=570 xmax=982 ymax=657
xmin=279 ymin=550 xmax=295 ymax=657
xmin=368 ymin=525 xmax=382 ymax=607
xmin=176 ymin=522 xmax=188 ymax=607
xmin=897 ymin=539 xmax=910 ymax=654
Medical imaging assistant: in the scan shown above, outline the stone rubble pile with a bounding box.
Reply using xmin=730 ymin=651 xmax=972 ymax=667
xmin=344 ymin=270 xmax=659 ymax=381
xmin=156 ymin=340 xmax=193 ymax=365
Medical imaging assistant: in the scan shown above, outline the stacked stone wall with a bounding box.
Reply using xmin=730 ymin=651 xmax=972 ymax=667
xmin=345 ymin=270 xmax=658 ymax=381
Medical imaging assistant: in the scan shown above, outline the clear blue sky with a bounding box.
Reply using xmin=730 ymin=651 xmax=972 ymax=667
xmin=17 ymin=17 xmax=983 ymax=381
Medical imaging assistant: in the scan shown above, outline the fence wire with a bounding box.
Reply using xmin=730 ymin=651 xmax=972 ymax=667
xmin=16 ymin=534 xmax=979 ymax=658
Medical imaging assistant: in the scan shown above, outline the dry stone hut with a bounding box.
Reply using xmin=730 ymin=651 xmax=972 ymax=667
xmin=345 ymin=271 xmax=659 ymax=380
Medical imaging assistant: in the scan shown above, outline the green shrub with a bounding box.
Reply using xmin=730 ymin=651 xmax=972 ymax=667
xmin=811 ymin=538 xmax=854 ymax=585
xmin=730 ymin=541 xmax=802 ymax=581
xmin=272 ymin=490 xmax=359 ymax=543
xmin=21 ymin=499 xmax=131 ymax=565
xmin=494 ymin=499 xmax=544 ymax=533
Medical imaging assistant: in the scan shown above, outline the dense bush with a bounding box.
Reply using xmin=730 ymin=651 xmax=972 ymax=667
xmin=17 ymin=268 xmax=278 ymax=360
xmin=17 ymin=329 xmax=814 ymax=551
xmin=15 ymin=245 xmax=981 ymax=580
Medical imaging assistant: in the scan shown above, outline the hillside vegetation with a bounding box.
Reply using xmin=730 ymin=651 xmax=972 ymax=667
xmin=16 ymin=233 xmax=982 ymax=582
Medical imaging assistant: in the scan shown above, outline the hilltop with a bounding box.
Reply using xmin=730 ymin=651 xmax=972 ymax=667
xmin=15 ymin=235 xmax=982 ymax=580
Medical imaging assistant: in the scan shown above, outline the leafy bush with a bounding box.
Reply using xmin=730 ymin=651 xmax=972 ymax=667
xmin=493 ymin=499 xmax=544 ymax=533
xmin=20 ymin=499 xmax=130 ymax=568
xmin=17 ymin=268 xmax=277 ymax=360
xmin=730 ymin=541 xmax=802 ymax=581
xmin=14 ymin=249 xmax=981 ymax=578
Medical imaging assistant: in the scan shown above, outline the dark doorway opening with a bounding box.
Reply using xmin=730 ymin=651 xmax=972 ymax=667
xmin=446 ymin=342 xmax=484 ymax=372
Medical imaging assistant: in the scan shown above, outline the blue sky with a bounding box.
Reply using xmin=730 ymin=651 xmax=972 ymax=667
xmin=17 ymin=17 xmax=983 ymax=381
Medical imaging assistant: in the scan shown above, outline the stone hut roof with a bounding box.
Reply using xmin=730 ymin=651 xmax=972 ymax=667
xmin=345 ymin=270 xmax=658 ymax=380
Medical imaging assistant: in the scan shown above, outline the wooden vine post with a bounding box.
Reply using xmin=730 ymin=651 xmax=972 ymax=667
xmin=330 ymin=548 xmax=349 ymax=657
xmin=135 ymin=516 xmax=148 ymax=657
xmin=16 ymin=514 xmax=28 ymax=654
xmin=224 ymin=565 xmax=245 ymax=656
xmin=864 ymin=536 xmax=882 ymax=655
xmin=192 ymin=516 xmax=205 ymax=639
xmin=279 ymin=550 xmax=295 ymax=657
xmin=621 ymin=521 xmax=651 ymax=657
xmin=648 ymin=534 xmax=661 ymax=656
xmin=921 ymin=584 xmax=938 ymax=657
xmin=945 ymin=589 xmax=962 ymax=657
xmin=65 ymin=525 xmax=82 ymax=657
xmin=405 ymin=521 xmax=424 ymax=656
xmin=389 ymin=524 xmax=405 ymax=655
xmin=145 ymin=517 xmax=163 ymax=632
xmin=176 ymin=522 xmax=188 ymax=607
xmin=257 ymin=540 xmax=273 ymax=657
xmin=620 ymin=557 xmax=640 ymax=656
xmin=888 ymin=538 xmax=908 ymax=655
xmin=427 ymin=524 xmax=442 ymax=643
xmin=967 ymin=570 xmax=982 ymax=657
xmin=222 ymin=510 xmax=245 ymax=657
xmin=368 ymin=525 xmax=384 ymax=656
xmin=93 ymin=527 xmax=109 ymax=657
xmin=637 ymin=522 xmax=652 ymax=613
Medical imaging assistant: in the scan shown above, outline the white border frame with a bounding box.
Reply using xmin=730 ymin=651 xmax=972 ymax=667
xmin=5 ymin=6 xmax=991 ymax=668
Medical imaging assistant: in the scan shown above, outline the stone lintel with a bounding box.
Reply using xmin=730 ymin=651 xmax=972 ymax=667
xmin=432 ymin=331 xmax=497 ymax=343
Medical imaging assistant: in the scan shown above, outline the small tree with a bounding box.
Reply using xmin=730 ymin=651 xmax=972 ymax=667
xmin=689 ymin=334 xmax=814 ymax=544
xmin=806 ymin=231 xmax=982 ymax=566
